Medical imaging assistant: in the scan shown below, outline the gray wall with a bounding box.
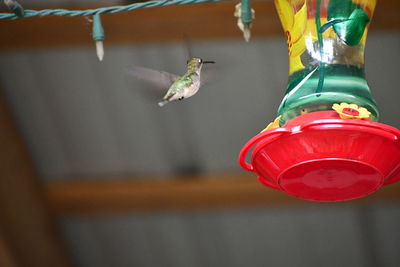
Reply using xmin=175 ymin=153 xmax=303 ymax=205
xmin=0 ymin=33 xmax=399 ymax=180
xmin=61 ymin=204 xmax=400 ymax=267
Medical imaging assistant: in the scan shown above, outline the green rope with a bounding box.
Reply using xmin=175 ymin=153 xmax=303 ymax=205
xmin=0 ymin=0 xmax=220 ymax=19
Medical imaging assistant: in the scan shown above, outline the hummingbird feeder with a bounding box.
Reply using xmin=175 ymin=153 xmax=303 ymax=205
xmin=238 ymin=0 xmax=400 ymax=202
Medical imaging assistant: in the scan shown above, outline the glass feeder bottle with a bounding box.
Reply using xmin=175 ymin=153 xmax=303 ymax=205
xmin=275 ymin=0 xmax=379 ymax=125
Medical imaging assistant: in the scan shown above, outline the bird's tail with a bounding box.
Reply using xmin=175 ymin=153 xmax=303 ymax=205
xmin=158 ymin=100 xmax=168 ymax=107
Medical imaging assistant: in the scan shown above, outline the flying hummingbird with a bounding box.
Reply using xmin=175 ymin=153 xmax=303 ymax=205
xmin=129 ymin=57 xmax=215 ymax=107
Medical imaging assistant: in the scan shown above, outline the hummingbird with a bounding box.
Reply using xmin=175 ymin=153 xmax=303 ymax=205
xmin=128 ymin=57 xmax=215 ymax=107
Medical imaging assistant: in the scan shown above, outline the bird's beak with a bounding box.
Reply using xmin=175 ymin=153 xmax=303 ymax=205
xmin=202 ymin=60 xmax=215 ymax=64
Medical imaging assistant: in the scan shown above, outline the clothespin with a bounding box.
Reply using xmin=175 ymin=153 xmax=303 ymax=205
xmin=4 ymin=0 xmax=25 ymax=17
xmin=92 ymin=13 xmax=104 ymax=61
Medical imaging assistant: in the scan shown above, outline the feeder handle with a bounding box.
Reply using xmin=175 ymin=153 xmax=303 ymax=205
xmin=300 ymin=120 xmax=400 ymax=142
xmin=238 ymin=128 xmax=291 ymax=172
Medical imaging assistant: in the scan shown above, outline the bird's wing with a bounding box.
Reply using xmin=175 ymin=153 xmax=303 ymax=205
xmin=183 ymin=33 xmax=193 ymax=60
xmin=127 ymin=65 xmax=180 ymax=90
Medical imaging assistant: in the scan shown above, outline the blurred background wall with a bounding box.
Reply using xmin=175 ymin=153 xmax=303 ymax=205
xmin=0 ymin=0 xmax=399 ymax=267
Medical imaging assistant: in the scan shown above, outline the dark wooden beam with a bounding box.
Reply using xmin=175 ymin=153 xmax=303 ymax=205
xmin=0 ymin=229 xmax=17 ymax=267
xmin=45 ymin=173 xmax=400 ymax=215
xmin=0 ymin=0 xmax=398 ymax=50
xmin=0 ymin=92 xmax=72 ymax=267
xmin=370 ymin=0 xmax=400 ymax=32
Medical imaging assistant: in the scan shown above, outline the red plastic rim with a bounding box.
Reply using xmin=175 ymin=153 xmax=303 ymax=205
xmin=238 ymin=111 xmax=400 ymax=202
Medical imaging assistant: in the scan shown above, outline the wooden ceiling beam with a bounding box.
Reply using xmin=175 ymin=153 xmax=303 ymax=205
xmin=45 ymin=173 xmax=400 ymax=215
xmin=0 ymin=230 xmax=17 ymax=267
xmin=0 ymin=0 xmax=398 ymax=50
xmin=0 ymin=91 xmax=72 ymax=267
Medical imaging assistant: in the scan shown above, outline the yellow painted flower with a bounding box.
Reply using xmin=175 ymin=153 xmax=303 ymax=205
xmin=261 ymin=116 xmax=282 ymax=132
xmin=332 ymin=103 xmax=371 ymax=120
xmin=275 ymin=0 xmax=307 ymax=57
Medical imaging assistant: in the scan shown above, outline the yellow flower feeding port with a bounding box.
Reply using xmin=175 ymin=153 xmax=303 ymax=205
xmin=239 ymin=0 xmax=400 ymax=202
xmin=332 ymin=102 xmax=371 ymax=120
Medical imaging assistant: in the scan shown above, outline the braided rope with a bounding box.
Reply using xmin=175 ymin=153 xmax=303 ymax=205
xmin=0 ymin=0 xmax=220 ymax=19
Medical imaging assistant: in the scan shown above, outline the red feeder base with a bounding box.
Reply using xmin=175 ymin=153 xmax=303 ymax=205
xmin=238 ymin=111 xmax=400 ymax=202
